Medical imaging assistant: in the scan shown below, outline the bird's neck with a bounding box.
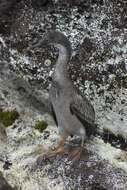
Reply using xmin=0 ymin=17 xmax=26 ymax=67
xmin=52 ymin=44 xmax=71 ymax=83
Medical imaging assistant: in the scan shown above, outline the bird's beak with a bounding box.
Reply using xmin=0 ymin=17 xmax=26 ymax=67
xmin=27 ymin=38 xmax=49 ymax=52
xmin=31 ymin=38 xmax=48 ymax=49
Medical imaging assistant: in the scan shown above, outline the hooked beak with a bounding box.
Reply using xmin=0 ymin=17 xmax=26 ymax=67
xmin=32 ymin=38 xmax=48 ymax=48
xmin=27 ymin=38 xmax=48 ymax=52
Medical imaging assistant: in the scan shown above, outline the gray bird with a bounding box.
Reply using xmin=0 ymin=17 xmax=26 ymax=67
xmin=34 ymin=31 xmax=96 ymax=163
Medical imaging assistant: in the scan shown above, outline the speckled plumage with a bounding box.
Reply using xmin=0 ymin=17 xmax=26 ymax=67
xmin=35 ymin=31 xmax=96 ymax=162
xmin=44 ymin=31 xmax=95 ymax=138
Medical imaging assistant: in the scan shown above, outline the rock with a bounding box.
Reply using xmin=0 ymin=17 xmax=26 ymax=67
xmin=0 ymin=123 xmax=7 ymax=152
xmin=0 ymin=61 xmax=51 ymax=115
xmin=0 ymin=0 xmax=127 ymax=189
xmin=0 ymin=171 xmax=17 ymax=190
xmin=31 ymin=0 xmax=49 ymax=8
xmin=0 ymin=0 xmax=18 ymax=15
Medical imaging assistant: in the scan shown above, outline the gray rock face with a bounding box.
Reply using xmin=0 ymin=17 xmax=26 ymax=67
xmin=0 ymin=61 xmax=51 ymax=115
xmin=0 ymin=52 xmax=127 ymax=190
xmin=0 ymin=123 xmax=7 ymax=151
xmin=0 ymin=0 xmax=127 ymax=189
xmin=0 ymin=171 xmax=17 ymax=190
xmin=0 ymin=0 xmax=17 ymax=15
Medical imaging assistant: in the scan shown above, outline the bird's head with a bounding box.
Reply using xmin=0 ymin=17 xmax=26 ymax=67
xmin=31 ymin=31 xmax=71 ymax=51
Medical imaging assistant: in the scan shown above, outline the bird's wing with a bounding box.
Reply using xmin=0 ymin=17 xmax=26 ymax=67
xmin=70 ymin=89 xmax=95 ymax=127
xmin=50 ymin=102 xmax=58 ymax=127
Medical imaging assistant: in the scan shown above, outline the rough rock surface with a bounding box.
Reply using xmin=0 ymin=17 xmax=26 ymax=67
xmin=0 ymin=171 xmax=17 ymax=190
xmin=0 ymin=0 xmax=127 ymax=189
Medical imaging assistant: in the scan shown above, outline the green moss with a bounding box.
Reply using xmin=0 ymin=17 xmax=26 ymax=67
xmin=33 ymin=120 xmax=48 ymax=133
xmin=0 ymin=108 xmax=19 ymax=127
xmin=103 ymin=126 xmax=111 ymax=133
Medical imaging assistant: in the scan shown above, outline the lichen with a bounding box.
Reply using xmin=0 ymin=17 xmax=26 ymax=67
xmin=33 ymin=121 xmax=48 ymax=133
xmin=0 ymin=108 xmax=19 ymax=127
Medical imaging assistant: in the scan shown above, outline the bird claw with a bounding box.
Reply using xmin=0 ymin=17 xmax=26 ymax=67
xmin=36 ymin=155 xmax=45 ymax=165
xmin=69 ymin=147 xmax=83 ymax=162
xmin=48 ymin=146 xmax=64 ymax=156
xmin=36 ymin=147 xmax=64 ymax=165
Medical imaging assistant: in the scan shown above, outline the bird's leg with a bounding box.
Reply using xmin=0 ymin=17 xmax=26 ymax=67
xmin=37 ymin=137 xmax=66 ymax=165
xmin=47 ymin=137 xmax=66 ymax=157
xmin=69 ymin=136 xmax=84 ymax=162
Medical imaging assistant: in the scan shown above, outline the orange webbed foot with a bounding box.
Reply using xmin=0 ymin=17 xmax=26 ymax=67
xmin=69 ymin=136 xmax=85 ymax=162
xmin=36 ymin=137 xmax=66 ymax=165
xmin=69 ymin=146 xmax=83 ymax=162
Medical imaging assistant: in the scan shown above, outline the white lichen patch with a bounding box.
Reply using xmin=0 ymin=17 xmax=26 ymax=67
xmin=44 ymin=59 xmax=52 ymax=67
xmin=0 ymin=36 xmax=6 ymax=47
xmin=3 ymin=168 xmax=46 ymax=190
xmin=89 ymin=138 xmax=127 ymax=171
